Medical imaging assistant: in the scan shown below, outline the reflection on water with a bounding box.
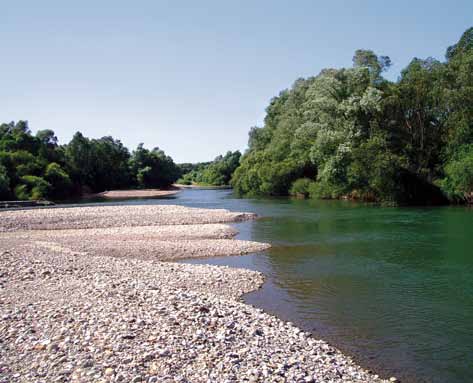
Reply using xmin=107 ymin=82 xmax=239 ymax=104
xmin=67 ymin=189 xmax=473 ymax=383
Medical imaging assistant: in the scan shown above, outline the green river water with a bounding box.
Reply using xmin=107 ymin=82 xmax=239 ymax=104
xmin=80 ymin=189 xmax=473 ymax=382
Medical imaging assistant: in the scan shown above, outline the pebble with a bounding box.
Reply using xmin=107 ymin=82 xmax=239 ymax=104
xmin=0 ymin=204 xmax=388 ymax=382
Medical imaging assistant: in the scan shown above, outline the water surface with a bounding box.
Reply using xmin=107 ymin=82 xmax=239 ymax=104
xmin=72 ymin=189 xmax=473 ymax=382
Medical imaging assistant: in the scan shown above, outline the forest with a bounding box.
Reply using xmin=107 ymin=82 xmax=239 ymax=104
xmin=232 ymin=27 xmax=473 ymax=204
xmin=0 ymin=124 xmax=180 ymax=200
xmin=177 ymin=151 xmax=241 ymax=186
xmin=2 ymin=27 xmax=473 ymax=204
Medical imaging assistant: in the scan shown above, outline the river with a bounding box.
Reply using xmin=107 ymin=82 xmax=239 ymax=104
xmin=78 ymin=188 xmax=473 ymax=383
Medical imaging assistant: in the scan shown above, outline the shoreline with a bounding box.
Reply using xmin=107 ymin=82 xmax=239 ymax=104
xmin=184 ymin=250 xmax=411 ymax=383
xmin=82 ymin=189 xmax=181 ymax=200
xmin=0 ymin=205 xmax=391 ymax=382
xmin=173 ymin=183 xmax=232 ymax=190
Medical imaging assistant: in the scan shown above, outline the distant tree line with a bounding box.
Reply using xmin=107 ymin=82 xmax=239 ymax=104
xmin=178 ymin=151 xmax=241 ymax=186
xmin=231 ymin=27 xmax=473 ymax=205
xmin=0 ymin=123 xmax=180 ymax=200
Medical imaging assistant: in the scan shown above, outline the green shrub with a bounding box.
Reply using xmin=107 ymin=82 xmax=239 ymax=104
xmin=0 ymin=164 xmax=10 ymax=199
xmin=130 ymin=144 xmax=180 ymax=189
xmin=44 ymin=162 xmax=72 ymax=199
xmin=308 ymin=180 xmax=340 ymax=199
xmin=14 ymin=184 xmax=29 ymax=200
xmin=289 ymin=178 xmax=313 ymax=198
xmin=347 ymin=134 xmax=405 ymax=202
xmin=176 ymin=177 xmax=192 ymax=185
xmin=136 ymin=166 xmax=152 ymax=188
xmin=179 ymin=151 xmax=241 ymax=187
xmin=443 ymin=145 xmax=473 ymax=203
xmin=14 ymin=175 xmax=51 ymax=200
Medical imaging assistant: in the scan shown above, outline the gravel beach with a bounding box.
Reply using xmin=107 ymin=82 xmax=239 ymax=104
xmin=85 ymin=189 xmax=180 ymax=199
xmin=0 ymin=205 xmax=390 ymax=383
xmin=0 ymin=205 xmax=256 ymax=232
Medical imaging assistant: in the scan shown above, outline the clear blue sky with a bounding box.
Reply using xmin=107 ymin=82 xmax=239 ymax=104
xmin=2 ymin=1 xmax=472 ymax=163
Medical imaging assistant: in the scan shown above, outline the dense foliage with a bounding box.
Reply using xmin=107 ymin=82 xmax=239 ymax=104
xmin=0 ymin=122 xmax=179 ymax=200
xmin=178 ymin=151 xmax=241 ymax=186
xmin=3 ymin=28 xmax=472 ymax=205
xmin=130 ymin=144 xmax=180 ymax=189
xmin=232 ymin=28 xmax=473 ymax=205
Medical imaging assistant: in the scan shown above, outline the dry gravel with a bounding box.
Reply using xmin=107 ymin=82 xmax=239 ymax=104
xmin=87 ymin=189 xmax=180 ymax=199
xmin=0 ymin=205 xmax=257 ymax=232
xmin=0 ymin=224 xmax=239 ymax=242
xmin=0 ymin=204 xmax=390 ymax=383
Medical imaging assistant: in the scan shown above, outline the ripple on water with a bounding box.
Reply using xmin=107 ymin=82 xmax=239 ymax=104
xmin=77 ymin=189 xmax=473 ymax=383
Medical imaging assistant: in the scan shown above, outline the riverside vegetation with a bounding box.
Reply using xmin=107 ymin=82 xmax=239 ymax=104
xmin=231 ymin=27 xmax=473 ymax=205
xmin=2 ymin=28 xmax=471 ymax=383
xmin=0 ymin=127 xmax=180 ymax=201
xmin=2 ymin=27 xmax=473 ymax=205
xmin=0 ymin=122 xmax=239 ymax=201
xmin=177 ymin=151 xmax=241 ymax=187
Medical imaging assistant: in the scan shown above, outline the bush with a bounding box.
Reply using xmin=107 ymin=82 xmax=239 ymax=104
xmin=44 ymin=162 xmax=73 ymax=200
xmin=130 ymin=145 xmax=180 ymax=189
xmin=232 ymin=151 xmax=304 ymax=196
xmin=178 ymin=151 xmax=242 ymax=187
xmin=136 ymin=166 xmax=152 ymax=188
xmin=347 ymin=135 xmax=405 ymax=202
xmin=14 ymin=175 xmax=51 ymax=200
xmin=289 ymin=178 xmax=313 ymax=198
xmin=0 ymin=164 xmax=10 ymax=199
xmin=443 ymin=145 xmax=473 ymax=203
xmin=308 ymin=180 xmax=339 ymax=199
xmin=176 ymin=177 xmax=192 ymax=185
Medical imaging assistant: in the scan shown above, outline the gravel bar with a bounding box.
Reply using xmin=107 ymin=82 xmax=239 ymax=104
xmin=0 ymin=205 xmax=390 ymax=383
xmin=87 ymin=189 xmax=180 ymax=199
xmin=0 ymin=205 xmax=257 ymax=232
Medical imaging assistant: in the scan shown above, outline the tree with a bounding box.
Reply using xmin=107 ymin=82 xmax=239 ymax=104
xmin=442 ymin=145 xmax=473 ymax=203
xmin=347 ymin=134 xmax=405 ymax=202
xmin=14 ymin=175 xmax=51 ymax=200
xmin=44 ymin=162 xmax=73 ymax=199
xmin=0 ymin=122 xmax=182 ymax=200
xmin=353 ymin=49 xmax=391 ymax=83
xmin=36 ymin=129 xmax=58 ymax=146
xmin=130 ymin=144 xmax=179 ymax=188
xmin=36 ymin=129 xmax=63 ymax=164
xmin=289 ymin=178 xmax=313 ymax=198
xmin=194 ymin=151 xmax=242 ymax=186
xmin=65 ymin=132 xmax=93 ymax=190
xmin=232 ymin=28 xmax=473 ymax=204
xmin=396 ymin=57 xmax=445 ymax=181
xmin=0 ymin=164 xmax=10 ymax=199
xmin=446 ymin=27 xmax=473 ymax=60
xmin=65 ymin=133 xmax=132 ymax=192
xmin=90 ymin=136 xmax=131 ymax=191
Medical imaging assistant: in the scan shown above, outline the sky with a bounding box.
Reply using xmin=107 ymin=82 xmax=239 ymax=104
xmin=2 ymin=1 xmax=472 ymax=163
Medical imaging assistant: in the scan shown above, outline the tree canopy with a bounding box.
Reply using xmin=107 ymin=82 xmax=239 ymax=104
xmin=4 ymin=27 xmax=473 ymax=205
xmin=0 ymin=123 xmax=179 ymax=201
xmin=232 ymin=27 xmax=473 ymax=205
xmin=177 ymin=151 xmax=241 ymax=186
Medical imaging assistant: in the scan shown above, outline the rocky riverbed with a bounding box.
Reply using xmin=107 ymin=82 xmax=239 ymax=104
xmin=0 ymin=205 xmax=390 ymax=382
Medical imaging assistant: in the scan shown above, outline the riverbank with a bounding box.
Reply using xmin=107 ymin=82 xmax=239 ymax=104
xmin=0 ymin=200 xmax=55 ymax=209
xmin=0 ymin=205 xmax=389 ymax=382
xmin=83 ymin=189 xmax=181 ymax=199
xmin=173 ymin=183 xmax=232 ymax=190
